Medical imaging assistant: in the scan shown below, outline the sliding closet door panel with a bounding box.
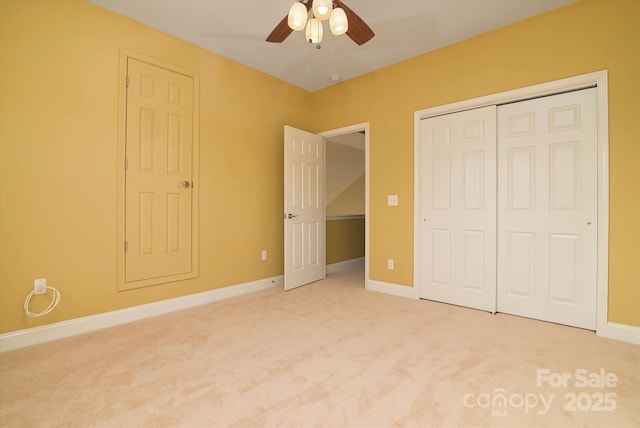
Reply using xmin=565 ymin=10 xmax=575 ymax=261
xmin=420 ymin=106 xmax=497 ymax=312
xmin=497 ymin=88 xmax=597 ymax=330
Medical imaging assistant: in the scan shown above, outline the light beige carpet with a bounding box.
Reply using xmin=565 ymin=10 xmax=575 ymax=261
xmin=1 ymin=266 xmax=638 ymax=428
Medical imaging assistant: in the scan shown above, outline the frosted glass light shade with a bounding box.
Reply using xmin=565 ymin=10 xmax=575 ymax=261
xmin=288 ymin=2 xmax=308 ymax=31
xmin=329 ymin=7 xmax=348 ymax=35
xmin=305 ymin=18 xmax=323 ymax=44
xmin=312 ymin=0 xmax=332 ymax=21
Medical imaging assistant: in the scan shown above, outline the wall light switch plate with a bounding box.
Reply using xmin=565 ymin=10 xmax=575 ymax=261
xmin=261 ymin=250 xmax=268 ymax=261
xmin=388 ymin=195 xmax=398 ymax=206
xmin=387 ymin=259 xmax=394 ymax=270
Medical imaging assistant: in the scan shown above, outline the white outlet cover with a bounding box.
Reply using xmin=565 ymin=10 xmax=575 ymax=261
xmin=34 ymin=278 xmax=47 ymax=294
xmin=388 ymin=195 xmax=398 ymax=206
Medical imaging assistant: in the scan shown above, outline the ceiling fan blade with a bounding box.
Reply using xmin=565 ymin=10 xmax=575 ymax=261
xmin=266 ymin=1 xmax=313 ymax=43
xmin=335 ymin=0 xmax=375 ymax=45
xmin=266 ymin=15 xmax=293 ymax=43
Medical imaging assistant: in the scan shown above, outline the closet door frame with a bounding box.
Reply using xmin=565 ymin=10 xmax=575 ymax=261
xmin=413 ymin=70 xmax=612 ymax=339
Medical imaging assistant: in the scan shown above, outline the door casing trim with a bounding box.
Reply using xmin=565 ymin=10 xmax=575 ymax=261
xmin=319 ymin=123 xmax=370 ymax=289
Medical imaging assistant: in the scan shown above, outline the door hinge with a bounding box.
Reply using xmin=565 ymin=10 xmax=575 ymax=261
xmin=124 ymin=241 xmax=128 ymax=252
xmin=126 ymin=75 xmax=130 ymax=87
xmin=124 ymin=158 xmax=128 ymax=170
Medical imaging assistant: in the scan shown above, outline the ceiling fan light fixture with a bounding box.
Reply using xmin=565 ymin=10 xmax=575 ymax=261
xmin=312 ymin=0 xmax=333 ymax=21
xmin=287 ymin=2 xmax=308 ymax=31
xmin=329 ymin=7 xmax=348 ymax=36
xmin=305 ymin=18 xmax=323 ymax=44
xmin=267 ymin=0 xmax=374 ymax=46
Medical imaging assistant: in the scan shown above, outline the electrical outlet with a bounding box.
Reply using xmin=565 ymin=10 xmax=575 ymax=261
xmin=387 ymin=259 xmax=394 ymax=270
xmin=261 ymin=250 xmax=268 ymax=261
xmin=34 ymin=278 xmax=47 ymax=295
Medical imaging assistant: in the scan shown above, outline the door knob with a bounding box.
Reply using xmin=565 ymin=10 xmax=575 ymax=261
xmin=287 ymin=213 xmax=299 ymax=219
xmin=182 ymin=181 xmax=192 ymax=188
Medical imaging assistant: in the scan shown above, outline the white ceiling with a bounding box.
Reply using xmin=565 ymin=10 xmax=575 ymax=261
xmin=88 ymin=0 xmax=576 ymax=92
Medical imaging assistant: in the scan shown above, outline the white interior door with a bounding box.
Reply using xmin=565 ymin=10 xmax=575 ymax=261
xmin=497 ymin=88 xmax=598 ymax=329
xmin=284 ymin=125 xmax=326 ymax=290
xmin=420 ymin=106 xmax=497 ymax=312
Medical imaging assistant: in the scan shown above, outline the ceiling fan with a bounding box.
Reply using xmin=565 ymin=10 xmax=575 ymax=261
xmin=266 ymin=0 xmax=375 ymax=46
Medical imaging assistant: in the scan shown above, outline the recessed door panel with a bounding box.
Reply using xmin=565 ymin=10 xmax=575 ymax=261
xmin=462 ymin=230 xmax=483 ymax=291
xmin=307 ymin=163 xmax=319 ymax=209
xmin=167 ymin=114 xmax=182 ymax=174
xmin=550 ymin=142 xmax=580 ymax=211
xmin=463 ymin=152 xmax=484 ymax=210
xmin=507 ymin=147 xmax=535 ymax=211
xmin=139 ymin=108 xmax=155 ymax=171
xmin=432 ymin=156 xmax=450 ymax=210
xmin=431 ymin=229 xmax=451 ymax=286
xmin=548 ymin=234 xmax=580 ymax=304
xmin=549 ymin=105 xmax=580 ymax=131
xmin=431 ymin=126 xmax=451 ymax=146
xmin=291 ymin=161 xmax=303 ymax=209
xmin=292 ymin=223 xmax=303 ymax=271
xmin=507 ymin=112 xmax=535 ymax=137
xmin=139 ymin=193 xmax=154 ymax=256
xmin=506 ymin=232 xmax=535 ymax=298
xmin=166 ymin=193 xmax=181 ymax=253
xmin=307 ymin=222 xmax=319 ymax=266
xmin=462 ymin=120 xmax=484 ymax=143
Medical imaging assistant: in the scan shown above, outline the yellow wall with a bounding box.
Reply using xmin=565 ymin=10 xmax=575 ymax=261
xmin=311 ymin=0 xmax=640 ymax=326
xmin=0 ymin=0 xmax=310 ymax=333
xmin=326 ymin=219 xmax=365 ymax=265
xmin=1 ymin=0 xmax=638 ymax=334
xmin=327 ymin=174 xmax=365 ymax=216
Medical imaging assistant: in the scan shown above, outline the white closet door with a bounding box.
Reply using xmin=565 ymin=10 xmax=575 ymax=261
xmin=497 ymin=88 xmax=598 ymax=329
xmin=420 ymin=106 xmax=497 ymax=312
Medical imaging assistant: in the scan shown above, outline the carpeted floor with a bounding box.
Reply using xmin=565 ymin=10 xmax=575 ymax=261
xmin=1 ymin=266 xmax=638 ymax=427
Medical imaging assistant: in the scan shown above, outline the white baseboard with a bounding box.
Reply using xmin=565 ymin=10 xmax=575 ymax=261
xmin=0 ymin=275 xmax=283 ymax=353
xmin=5 ymin=271 xmax=634 ymax=352
xmin=326 ymin=257 xmax=365 ymax=274
xmin=597 ymin=322 xmax=640 ymax=345
xmin=365 ymin=280 xmax=639 ymax=345
xmin=366 ymin=279 xmax=418 ymax=300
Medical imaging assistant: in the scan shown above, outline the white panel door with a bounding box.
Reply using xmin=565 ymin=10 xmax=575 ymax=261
xmin=497 ymin=88 xmax=598 ymax=329
xmin=284 ymin=126 xmax=326 ymax=290
xmin=420 ymin=106 xmax=497 ymax=312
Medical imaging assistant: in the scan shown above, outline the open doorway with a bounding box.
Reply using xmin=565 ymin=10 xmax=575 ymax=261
xmin=320 ymin=124 xmax=369 ymax=287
